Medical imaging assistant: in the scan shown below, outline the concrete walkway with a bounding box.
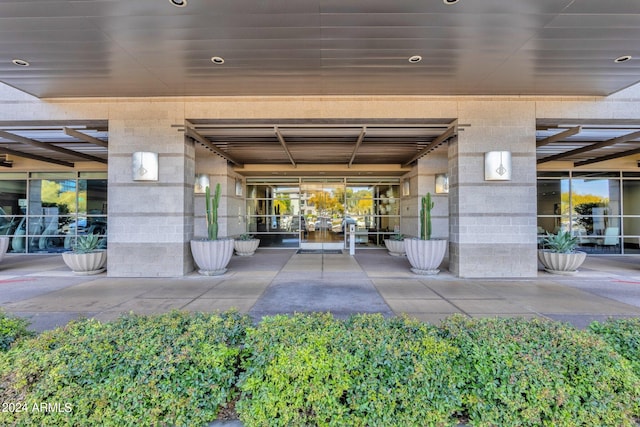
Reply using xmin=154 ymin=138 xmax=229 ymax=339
xmin=2 ymin=249 xmax=640 ymax=331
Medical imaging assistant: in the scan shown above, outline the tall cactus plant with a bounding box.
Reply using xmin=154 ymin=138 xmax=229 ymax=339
xmin=206 ymin=183 xmax=221 ymax=240
xmin=420 ymin=193 xmax=434 ymax=240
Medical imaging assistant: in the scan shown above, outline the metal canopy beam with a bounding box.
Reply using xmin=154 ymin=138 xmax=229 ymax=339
xmin=536 ymin=126 xmax=582 ymax=147
xmin=274 ymin=126 xmax=297 ymax=168
xmin=537 ymin=130 xmax=640 ymax=164
xmin=0 ymin=145 xmax=74 ymax=167
xmin=63 ymin=127 xmax=108 ymax=148
xmin=574 ymin=146 xmax=640 ymax=167
xmin=184 ymin=126 xmax=243 ymax=167
xmin=0 ymin=130 xmax=107 ymax=164
xmin=348 ymin=127 xmax=367 ymax=168
xmin=402 ymin=126 xmax=456 ymax=167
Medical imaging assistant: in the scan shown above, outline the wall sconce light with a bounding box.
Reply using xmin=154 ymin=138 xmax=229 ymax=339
xmin=484 ymin=151 xmax=512 ymax=181
xmin=194 ymin=174 xmax=210 ymax=193
xmin=235 ymin=178 xmax=243 ymax=196
xmin=132 ymin=152 xmax=158 ymax=181
xmin=435 ymin=174 xmax=449 ymax=194
xmin=402 ymin=180 xmax=410 ymax=196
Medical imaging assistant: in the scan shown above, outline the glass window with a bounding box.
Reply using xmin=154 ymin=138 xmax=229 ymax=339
xmin=0 ymin=179 xmax=27 ymax=253
xmin=0 ymin=173 xmax=108 ymax=254
xmin=537 ymin=173 xmax=622 ymax=254
xmin=571 ymin=177 xmax=620 ymax=236
xmin=623 ymin=180 xmax=640 ymax=253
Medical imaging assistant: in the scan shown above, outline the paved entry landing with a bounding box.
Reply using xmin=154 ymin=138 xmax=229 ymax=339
xmin=249 ymin=252 xmax=394 ymax=319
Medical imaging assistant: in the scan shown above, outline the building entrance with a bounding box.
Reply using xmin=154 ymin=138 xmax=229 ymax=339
xmin=245 ymin=177 xmax=401 ymax=249
xmin=300 ymin=179 xmax=346 ymax=250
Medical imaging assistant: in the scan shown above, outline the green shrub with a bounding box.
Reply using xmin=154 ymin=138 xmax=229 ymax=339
xmin=0 ymin=310 xmax=34 ymax=352
xmin=440 ymin=315 xmax=640 ymax=427
xmin=237 ymin=313 xmax=463 ymax=426
xmin=590 ymin=317 xmax=640 ymax=376
xmin=0 ymin=310 xmax=251 ymax=427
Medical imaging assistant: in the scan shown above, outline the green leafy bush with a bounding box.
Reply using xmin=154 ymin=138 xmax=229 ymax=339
xmin=0 ymin=310 xmax=251 ymax=427
xmin=237 ymin=313 xmax=463 ymax=426
xmin=0 ymin=310 xmax=34 ymax=351
xmin=440 ymin=315 xmax=640 ymax=427
xmin=590 ymin=317 xmax=640 ymax=376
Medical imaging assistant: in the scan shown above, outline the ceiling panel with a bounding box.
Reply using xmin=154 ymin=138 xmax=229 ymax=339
xmin=0 ymin=0 xmax=639 ymax=98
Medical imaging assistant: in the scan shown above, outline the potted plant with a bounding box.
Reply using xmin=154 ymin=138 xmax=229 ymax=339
xmin=405 ymin=193 xmax=447 ymax=275
xmin=538 ymin=230 xmax=586 ymax=275
xmin=190 ymin=183 xmax=234 ymax=275
xmin=384 ymin=233 xmax=406 ymax=256
xmin=234 ymin=233 xmax=260 ymax=256
xmin=62 ymin=233 xmax=107 ymax=275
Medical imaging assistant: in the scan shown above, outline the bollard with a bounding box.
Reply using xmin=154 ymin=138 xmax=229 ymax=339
xmin=349 ymin=223 xmax=356 ymax=255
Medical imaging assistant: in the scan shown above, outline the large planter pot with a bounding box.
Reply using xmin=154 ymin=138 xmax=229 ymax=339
xmin=234 ymin=238 xmax=260 ymax=256
xmin=537 ymin=250 xmax=587 ymax=275
xmin=190 ymin=239 xmax=234 ymax=276
xmin=62 ymin=250 xmax=107 ymax=275
xmin=383 ymin=239 xmax=405 ymax=257
xmin=405 ymin=238 xmax=447 ymax=275
xmin=0 ymin=236 xmax=9 ymax=262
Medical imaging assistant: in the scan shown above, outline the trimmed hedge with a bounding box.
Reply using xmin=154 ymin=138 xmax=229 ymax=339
xmin=0 ymin=310 xmax=251 ymax=427
xmin=440 ymin=315 xmax=640 ymax=427
xmin=237 ymin=313 xmax=463 ymax=426
xmin=0 ymin=310 xmax=34 ymax=352
xmin=1 ymin=311 xmax=639 ymax=427
xmin=590 ymin=317 xmax=640 ymax=376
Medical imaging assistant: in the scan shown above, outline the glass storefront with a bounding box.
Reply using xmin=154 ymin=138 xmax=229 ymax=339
xmin=0 ymin=172 xmax=107 ymax=253
xmin=537 ymin=171 xmax=640 ymax=254
xmin=245 ymin=177 xmax=401 ymax=248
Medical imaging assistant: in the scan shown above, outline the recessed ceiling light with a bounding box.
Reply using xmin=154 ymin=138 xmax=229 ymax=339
xmin=12 ymin=59 xmax=30 ymax=67
xmin=443 ymin=0 xmax=460 ymax=4
xmin=169 ymin=0 xmax=187 ymax=7
xmin=211 ymin=56 xmax=225 ymax=65
xmin=615 ymin=55 xmax=632 ymax=63
xmin=408 ymin=55 xmax=422 ymax=64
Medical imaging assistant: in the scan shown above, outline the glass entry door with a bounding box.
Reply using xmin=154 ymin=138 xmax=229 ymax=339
xmin=300 ymin=179 xmax=345 ymax=249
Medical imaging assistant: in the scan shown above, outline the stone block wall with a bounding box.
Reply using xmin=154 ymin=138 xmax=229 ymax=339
xmin=107 ymin=102 xmax=195 ymax=277
xmin=449 ymin=101 xmax=538 ymax=278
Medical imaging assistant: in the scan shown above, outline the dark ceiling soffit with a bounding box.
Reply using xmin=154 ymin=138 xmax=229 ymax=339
xmin=402 ymin=125 xmax=456 ymax=167
xmin=0 ymin=130 xmax=106 ymax=164
xmin=536 ymin=127 xmax=582 ymax=148
xmin=63 ymin=127 xmax=108 ymax=148
xmin=0 ymin=145 xmax=74 ymax=168
xmin=574 ymin=146 xmax=640 ymax=167
xmin=348 ymin=127 xmax=367 ymax=168
xmin=274 ymin=126 xmax=297 ymax=168
xmin=537 ymin=130 xmax=640 ymax=165
xmin=184 ymin=126 xmax=243 ymax=167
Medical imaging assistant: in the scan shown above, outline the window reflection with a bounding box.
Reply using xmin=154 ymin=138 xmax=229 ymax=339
xmin=0 ymin=175 xmax=107 ymax=253
xmin=538 ymin=174 xmax=622 ymax=254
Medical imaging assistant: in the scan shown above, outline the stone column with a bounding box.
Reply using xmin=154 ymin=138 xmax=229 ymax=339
xmin=107 ymin=102 xmax=194 ymax=277
xmin=449 ymin=101 xmax=538 ymax=278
